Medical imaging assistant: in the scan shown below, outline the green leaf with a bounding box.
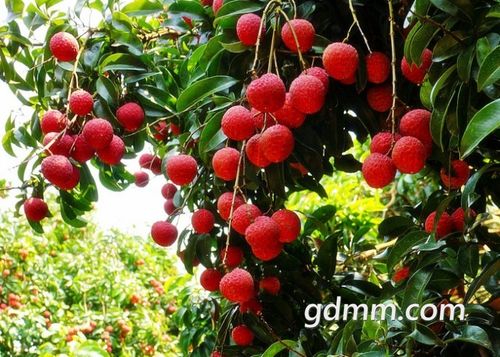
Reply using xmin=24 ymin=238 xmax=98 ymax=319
xmin=198 ymin=111 xmax=226 ymax=163
xmin=96 ymin=77 xmax=119 ymax=107
xmin=464 ymin=256 xmax=500 ymax=304
xmin=477 ymin=45 xmax=500 ymax=91
xmin=303 ymin=205 xmax=336 ymax=235
xmin=121 ymin=0 xmax=162 ymax=16
xmin=460 ymin=98 xmax=500 ymax=158
xmin=378 ymin=216 xmax=415 ymax=237
xmin=99 ymin=53 xmax=146 ymax=73
xmin=461 ymin=164 xmax=498 ymax=208
xmin=168 ymin=0 xmax=207 ymax=20
xmin=316 ymin=234 xmax=338 ymax=278
xmin=408 ymin=323 xmax=443 ymax=346
xmin=387 ymin=231 xmax=428 ymax=272
xmin=261 ymin=340 xmax=298 ymax=357
xmin=402 ymin=268 xmax=432 ymax=312
xmin=74 ymin=340 xmax=110 ymax=357
xmin=458 ymin=245 xmax=479 ymax=277
xmin=444 ymin=325 xmax=493 ymax=351
xmin=430 ymin=64 xmax=456 ymax=107
xmin=456 ymin=44 xmax=475 ymax=82
xmin=214 ymin=1 xmax=264 ymax=28
xmin=176 ymin=76 xmax=238 ymax=112
xmin=430 ymin=81 xmax=457 ymax=150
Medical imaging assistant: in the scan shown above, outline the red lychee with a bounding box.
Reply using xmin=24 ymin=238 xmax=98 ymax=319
xmin=232 ymin=204 xmax=262 ymax=235
xmin=440 ymin=160 xmax=470 ymax=189
xmin=43 ymin=132 xmax=74 ymax=157
xmin=281 ymin=19 xmax=315 ymax=53
xmin=370 ymin=132 xmax=401 ymax=155
xmin=71 ymin=135 xmax=95 ymax=162
xmin=161 ymin=183 xmax=177 ymax=199
xmin=260 ymin=124 xmax=294 ymax=163
xmin=212 ymin=0 xmax=223 ymax=13
xmin=201 ymin=0 xmax=213 ymax=6
xmin=302 ymin=67 xmax=329 ymax=91
xmin=231 ymin=325 xmax=254 ymax=346
xmin=134 ymin=171 xmax=149 ymax=187
xmin=220 ymin=246 xmax=244 ymax=268
xmin=271 ymin=209 xmax=301 ymax=243
xmin=391 ymin=136 xmax=426 ymax=174
xmin=322 ymin=42 xmax=359 ymax=81
xmin=251 ymin=108 xmax=274 ymax=131
xmin=399 ymin=109 xmax=432 ymax=152
xmin=251 ymin=240 xmax=283 ymax=261
xmin=221 ymin=105 xmax=255 ymax=141
xmin=164 ymin=199 xmax=176 ymax=215
xmin=166 ymin=154 xmax=198 ymax=185
xmin=49 ymin=32 xmax=79 ymax=62
xmin=259 ymin=276 xmax=280 ymax=295
xmin=58 ymin=164 xmax=80 ymax=191
xmin=245 ymin=134 xmax=271 ymax=168
xmin=424 ymin=211 xmax=453 ymax=239
xmin=23 ymin=198 xmax=48 ymax=222
xmin=451 ymin=207 xmax=476 ymax=232
xmin=393 ymin=266 xmax=410 ymax=283
xmin=212 ymin=147 xmax=240 ymax=181
xmin=239 ymin=298 xmax=263 ymax=315
xmin=192 ymin=209 xmax=215 ymax=234
xmin=116 ymin=102 xmax=145 ymax=132
xmin=362 ymin=153 xmax=396 ymax=188
xmin=219 ymin=268 xmax=254 ymax=303
xmin=273 ymin=93 xmax=306 ymax=128
xmin=217 ymin=192 xmax=245 ymax=220
xmin=245 ymin=216 xmax=280 ymax=247
xmin=365 ymin=52 xmax=390 ymax=84
xmin=236 ymin=13 xmax=265 ymax=46
xmin=339 ymin=73 xmax=356 ymax=85
xmin=246 ymin=73 xmax=286 ymax=113
xmin=366 ymin=84 xmax=392 ymax=112
xmin=40 ymin=110 xmax=67 ymax=134
xmin=97 ymin=135 xmax=125 ymax=166
xmin=41 ymin=155 xmax=73 ymax=188
xmin=82 ymin=118 xmax=114 ymax=150
xmin=69 ymin=89 xmax=93 ymax=116
xmin=151 ymin=221 xmax=178 ymax=247
xmin=401 ymin=48 xmax=432 ymax=85
xmin=289 ymin=75 xmax=326 ymax=114
xmin=200 ymin=269 xmax=222 ymax=292
xmin=139 ymin=153 xmax=162 ymax=175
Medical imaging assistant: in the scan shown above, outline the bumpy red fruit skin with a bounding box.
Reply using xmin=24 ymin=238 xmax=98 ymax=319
xmin=221 ymin=105 xmax=255 ymax=141
xmin=116 ymin=102 xmax=145 ymax=132
xmin=401 ymin=49 xmax=432 ymax=85
xmin=272 ymin=209 xmax=301 ymax=243
xmin=97 ymin=135 xmax=125 ymax=165
xmin=200 ymin=269 xmax=222 ymax=292
xmin=339 ymin=73 xmax=356 ymax=85
xmin=166 ymin=155 xmax=198 ymax=185
xmin=440 ymin=160 xmax=470 ymax=189
xmin=161 ymin=183 xmax=177 ymax=199
xmin=69 ymin=90 xmax=94 ymax=116
xmin=41 ymin=110 xmax=67 ymax=134
xmin=239 ymin=298 xmax=263 ymax=314
xmin=71 ymin=135 xmax=95 ymax=162
xmin=134 ymin=171 xmax=149 ymax=187
xmin=164 ymin=199 xmax=176 ymax=215
xmin=192 ymin=209 xmax=215 ymax=234
xmin=139 ymin=153 xmax=162 ymax=175
xmin=259 ymin=276 xmax=280 ymax=295
xmin=260 ymin=124 xmax=294 ymax=163
xmin=246 ymin=134 xmax=271 ymax=168
xmin=251 ymin=240 xmax=283 ymax=261
xmin=212 ymin=0 xmax=223 ymax=13
xmin=323 ymin=42 xmax=359 ymax=80
xmin=370 ymin=132 xmax=402 ymax=155
xmin=236 ymin=14 xmax=264 ymax=46
xmin=43 ymin=133 xmax=74 ymax=157
xmin=41 ymin=155 xmax=73 ymax=188
xmin=245 ymin=216 xmax=280 ymax=247
xmin=272 ymin=93 xmax=306 ymax=128
xmin=49 ymin=32 xmax=79 ymax=62
xmin=365 ymin=52 xmax=390 ymax=84
xmin=58 ymin=165 xmax=80 ymax=191
xmin=362 ymin=153 xmax=396 ymax=188
xmin=281 ymin=19 xmax=315 ymax=53
xmin=231 ymin=325 xmax=254 ymax=346
xmin=391 ymin=136 xmax=426 ymax=174
xmin=151 ymin=221 xmax=178 ymax=247
xmin=366 ymin=84 xmax=392 ymax=112
xmin=232 ymin=204 xmax=262 ymax=235
xmin=246 ymin=73 xmax=286 ymax=113
xmin=393 ymin=266 xmax=410 ymax=283
xmin=82 ymin=118 xmax=114 ymax=150
xmin=399 ymin=109 xmax=432 ymax=149
xmin=212 ymin=147 xmax=240 ymax=181
xmin=289 ymin=75 xmax=326 ymax=114
xmin=424 ymin=211 xmax=453 ymax=239
xmin=302 ymin=67 xmax=329 ymax=91
xmin=217 ymin=192 xmax=245 ymax=220
xmin=23 ymin=198 xmax=48 ymax=222
xmin=220 ymin=246 xmax=244 ymax=268
xmin=451 ymin=207 xmax=476 ymax=232
xmin=219 ymin=268 xmax=254 ymax=303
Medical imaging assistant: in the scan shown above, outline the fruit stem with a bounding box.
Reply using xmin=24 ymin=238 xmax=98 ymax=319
xmin=267 ymin=10 xmax=280 ymax=74
xmin=251 ymin=0 xmax=279 ymax=74
xmin=387 ymin=0 xmax=397 ymax=142
xmin=277 ymin=8 xmax=307 ymax=70
xmin=342 ymin=21 xmax=356 ymax=43
xmin=348 ymin=0 xmax=372 ymax=53
xmin=288 ymin=0 xmax=297 ymax=19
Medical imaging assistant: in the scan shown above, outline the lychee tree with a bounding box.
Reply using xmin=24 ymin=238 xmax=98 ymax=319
xmin=1 ymin=0 xmax=499 ymax=356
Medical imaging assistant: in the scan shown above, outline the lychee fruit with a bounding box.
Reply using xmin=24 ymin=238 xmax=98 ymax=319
xmin=151 ymin=221 xmax=178 ymax=247
xmin=399 ymin=109 xmax=432 ymax=151
xmin=393 ymin=266 xmax=410 ymax=283
xmin=401 ymin=48 xmax=432 ymax=85
xmin=251 ymin=108 xmax=273 ymax=131
xmin=23 ymin=198 xmax=48 ymax=222
xmin=139 ymin=153 xmax=162 ymax=175
xmin=322 ymin=42 xmax=359 ymax=81
xmin=370 ymin=132 xmax=401 ymax=155
xmin=161 ymin=183 xmax=177 ymax=199
xmin=259 ymin=276 xmax=280 ymax=295
xmin=251 ymin=240 xmax=283 ymax=261
xmin=245 ymin=134 xmax=271 ymax=168
xmin=239 ymin=298 xmax=263 ymax=315
xmin=71 ymin=135 xmax=95 ymax=162
xmin=43 ymin=132 xmax=74 ymax=157
xmin=97 ymin=135 xmax=125 ymax=166
xmin=424 ymin=211 xmax=453 ymax=239
xmin=116 ymin=102 xmax=145 ymax=132
xmin=440 ymin=160 xmax=470 ymax=189
xmin=82 ymin=118 xmax=114 ymax=150
xmin=217 ymin=192 xmax=245 ymax=220
xmin=246 ymin=73 xmax=286 ymax=113
xmin=289 ymin=75 xmax=326 ymax=114
xmin=220 ymin=246 xmax=244 ymax=268
xmin=271 ymin=209 xmax=301 ymax=243
xmin=260 ymin=124 xmax=294 ymax=163
xmin=49 ymin=32 xmax=79 ymax=62
xmin=164 ymin=199 xmax=176 ymax=215
xmin=366 ymin=84 xmax=392 ymax=112
xmin=302 ymin=66 xmax=329 ymax=91
xmin=69 ymin=89 xmax=93 ymax=116
xmin=339 ymin=73 xmax=356 ymax=85
xmin=362 ymin=153 xmax=396 ymax=188
xmin=245 ymin=216 xmax=280 ymax=248
xmin=365 ymin=52 xmax=390 ymax=84
xmin=200 ymin=269 xmax=222 ymax=292
xmin=231 ymin=325 xmax=254 ymax=346
xmin=281 ymin=19 xmax=315 ymax=53
xmin=236 ymin=14 xmax=264 ymax=46
xmin=221 ymin=105 xmax=255 ymax=141
xmin=41 ymin=155 xmax=73 ymax=188
xmin=232 ymin=204 xmax=262 ymax=235
xmin=40 ymin=110 xmax=67 ymax=134
xmin=166 ymin=154 xmax=198 ymax=185
xmin=212 ymin=0 xmax=223 ymax=13
xmin=451 ymin=207 xmax=476 ymax=232
xmin=391 ymin=136 xmax=426 ymax=174
xmin=192 ymin=209 xmax=215 ymax=234
xmin=212 ymin=147 xmax=240 ymax=181
xmin=134 ymin=171 xmax=149 ymax=187
xmin=58 ymin=164 xmax=80 ymax=191
xmin=219 ymin=268 xmax=254 ymax=303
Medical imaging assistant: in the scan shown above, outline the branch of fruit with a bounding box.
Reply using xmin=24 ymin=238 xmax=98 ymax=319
xmin=348 ymin=0 xmax=372 ymax=53
xmin=137 ymin=27 xmax=181 ymax=41
xmin=408 ymin=9 xmax=465 ymax=46
xmin=387 ymin=0 xmax=397 ymax=141
xmin=251 ymin=0 xmax=279 ymax=74
xmin=342 ymin=21 xmax=357 ymax=43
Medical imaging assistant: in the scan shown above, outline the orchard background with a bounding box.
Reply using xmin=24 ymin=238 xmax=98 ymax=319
xmin=0 ymin=0 xmax=499 ymax=356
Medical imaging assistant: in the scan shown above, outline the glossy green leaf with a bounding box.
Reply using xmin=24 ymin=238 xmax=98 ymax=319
xmin=261 ymin=340 xmax=298 ymax=357
xmin=444 ymin=325 xmax=493 ymax=351
xmin=402 ymin=268 xmax=432 ymax=312
xmin=316 ymin=234 xmax=338 ymax=278
xmin=387 ymin=231 xmax=428 ymax=272
xmin=96 ymin=77 xmax=119 ymax=107
xmin=198 ymin=111 xmax=226 ymax=162
xmin=456 ymin=44 xmax=475 ymax=82
xmin=214 ymin=1 xmax=264 ymax=28
xmin=176 ymin=76 xmax=238 ymax=112
xmin=477 ymin=45 xmax=500 ymax=91
xmin=464 ymin=257 xmax=500 ymax=304
xmin=121 ymin=0 xmax=163 ymax=16
xmin=99 ymin=53 xmax=146 ymax=73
